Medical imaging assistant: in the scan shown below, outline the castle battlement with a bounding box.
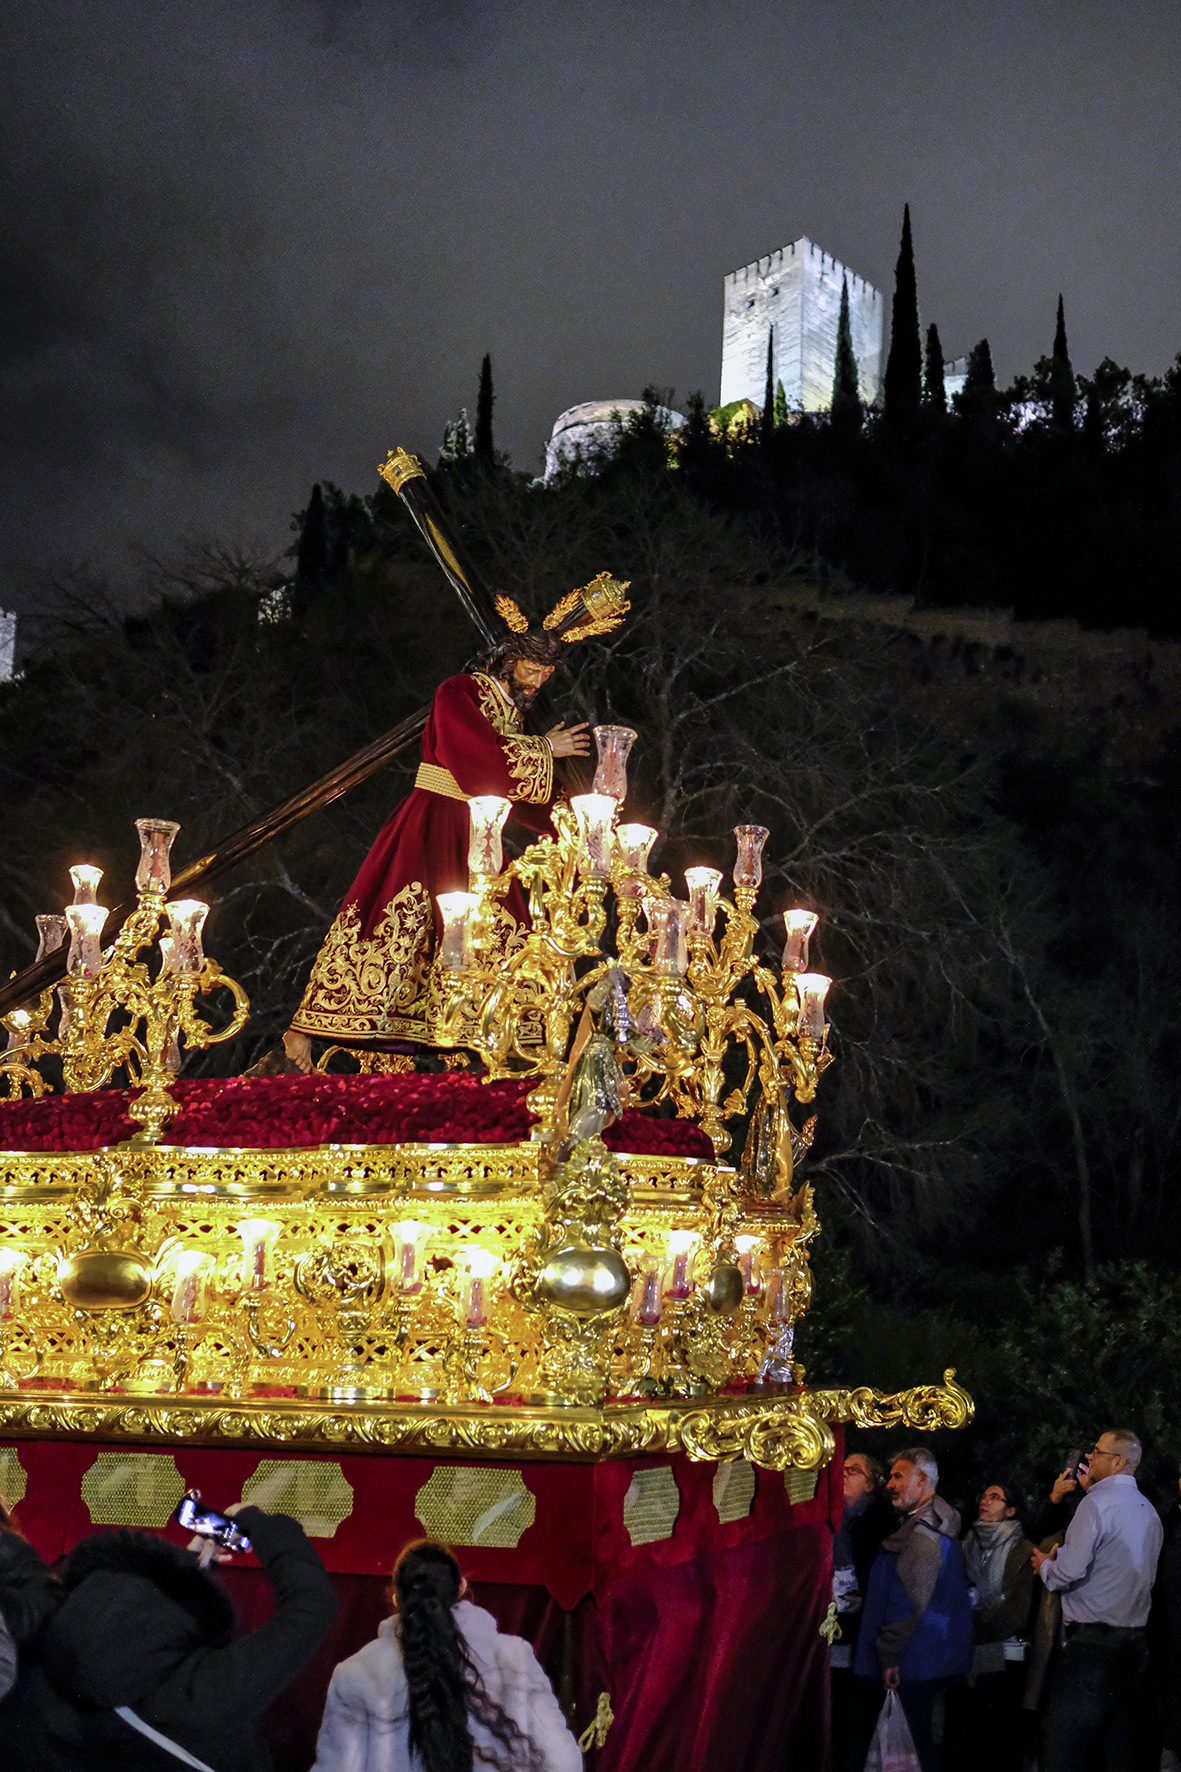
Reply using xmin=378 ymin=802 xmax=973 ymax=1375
xmin=721 ymin=236 xmax=883 ymax=413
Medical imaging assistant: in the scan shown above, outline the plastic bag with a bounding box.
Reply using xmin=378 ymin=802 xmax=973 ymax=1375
xmin=864 ymin=1690 xmax=921 ymax=1772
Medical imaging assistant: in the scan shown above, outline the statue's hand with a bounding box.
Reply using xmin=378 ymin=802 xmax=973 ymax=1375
xmin=282 ymin=1029 xmax=314 ymax=1073
xmin=546 ymin=721 xmax=592 ymax=758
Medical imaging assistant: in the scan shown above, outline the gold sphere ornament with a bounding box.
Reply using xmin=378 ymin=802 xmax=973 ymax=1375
xmin=536 ymin=1243 xmax=631 ymax=1317
xmin=57 ymin=1251 xmax=154 ymax=1312
xmin=701 ymin=1264 xmax=744 ymax=1316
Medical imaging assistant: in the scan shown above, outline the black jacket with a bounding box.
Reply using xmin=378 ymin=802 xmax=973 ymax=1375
xmin=834 ymin=1489 xmax=895 ymax=1651
xmin=9 ymin=1506 xmax=336 ymax=1772
xmin=0 ymin=1530 xmax=62 ymax=1718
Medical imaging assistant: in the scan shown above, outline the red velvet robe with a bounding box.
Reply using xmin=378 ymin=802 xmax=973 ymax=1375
xmin=292 ymin=672 xmax=555 ymax=1047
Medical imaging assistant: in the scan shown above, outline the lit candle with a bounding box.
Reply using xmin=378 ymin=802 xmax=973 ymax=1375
xmin=764 ymin=1265 xmax=791 ymax=1322
xmin=629 ymin=1266 xmax=664 ymax=1326
xmin=732 ymin=825 xmax=770 ymax=891
xmin=34 ymin=914 xmax=68 ymax=961
xmin=615 ymin=823 xmax=658 ymax=896
xmin=591 ymin=725 xmax=637 ymax=803
xmin=0 ymin=1250 xmax=26 ymax=1320
xmin=782 ymin=909 xmax=818 ymax=974
xmin=735 ymin=1234 xmax=763 ymax=1297
xmin=571 ymin=794 xmax=616 ymax=875
xmin=169 ymin=1251 xmax=211 ymax=1325
xmin=648 ymin=901 xmax=688 ymax=976
xmin=65 ymin=903 xmax=108 ymax=977
xmin=392 ymin=1219 xmax=432 ymax=1294
xmin=237 ymin=1219 xmax=280 ymax=1292
xmin=134 ymin=818 xmax=181 ymax=894
xmin=167 ymin=900 xmax=209 ymax=973
xmin=467 ymin=796 xmax=511 ymax=878
xmin=457 ymin=1246 xmax=499 ymax=1328
xmin=796 ymin=972 xmax=832 ymax=1041
xmin=662 ymin=1230 xmax=700 ymax=1299
xmin=436 ymin=892 xmax=476 ymax=971
xmin=69 ymin=864 xmax=103 ymax=906
xmin=684 ymin=866 xmax=723 ymax=933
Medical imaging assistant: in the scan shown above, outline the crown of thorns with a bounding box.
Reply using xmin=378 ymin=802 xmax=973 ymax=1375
xmin=494 ymin=573 xmax=631 ymax=645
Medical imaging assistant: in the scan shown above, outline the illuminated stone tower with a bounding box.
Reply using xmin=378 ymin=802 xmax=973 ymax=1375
xmin=720 ymin=238 xmax=883 ymax=412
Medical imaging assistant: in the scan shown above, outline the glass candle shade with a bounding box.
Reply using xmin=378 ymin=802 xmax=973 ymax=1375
xmin=158 ymin=934 xmax=177 ymax=978
xmin=4 ymin=1010 xmax=30 ymax=1052
xmin=735 ymin=1234 xmax=764 ymax=1297
xmin=648 ymin=900 xmax=688 ymax=976
xmin=237 ymin=1219 xmax=280 ymax=1292
xmin=0 ymin=1249 xmax=27 ymax=1319
xmin=614 ymin=823 xmax=658 ymax=896
xmin=467 ymin=795 xmax=511 ymax=878
xmin=167 ymin=900 xmax=209 ymax=973
xmin=456 ymin=1246 xmax=499 ymax=1328
xmin=629 ymin=1266 xmax=664 ymax=1326
xmin=436 ymin=892 xmax=476 ymax=971
xmin=684 ymin=866 xmax=723 ymax=934
xmin=782 ymin=909 xmax=818 ymax=974
xmin=733 ymin=825 xmax=770 ymax=891
xmin=662 ymin=1230 xmax=700 ymax=1299
xmin=764 ymin=1265 xmax=792 ymax=1323
xmin=169 ymin=1251 xmax=212 ymax=1326
xmin=392 ymin=1219 xmax=432 ymax=1295
xmin=65 ymin=903 xmax=108 ymax=977
xmin=796 ymin=972 xmax=832 ymax=1041
xmin=34 ymin=914 xmax=68 ymax=962
xmin=135 ymin=818 xmax=181 ymax=894
xmin=591 ymin=725 xmax=637 ymax=803
xmin=571 ymin=794 xmax=616 ymax=875
xmin=69 ymin=864 xmax=103 ymax=907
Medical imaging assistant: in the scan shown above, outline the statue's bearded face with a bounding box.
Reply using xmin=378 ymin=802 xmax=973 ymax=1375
xmin=503 ymin=658 xmax=555 ymax=709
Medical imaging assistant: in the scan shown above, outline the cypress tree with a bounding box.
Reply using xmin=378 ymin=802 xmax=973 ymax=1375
xmin=958 ymin=338 xmax=997 ymax=421
xmin=1049 ymin=294 xmax=1075 ymax=431
xmin=884 ymin=204 xmax=922 ymax=423
xmin=924 ymin=323 xmax=947 ymax=411
xmin=475 ymin=353 xmax=495 ymax=464
xmin=296 ymin=483 xmax=330 ymax=585
xmin=774 ymin=379 xmax=788 ymax=426
xmin=831 ymin=276 xmax=861 ymax=429
xmin=761 ymin=327 xmax=775 ymax=445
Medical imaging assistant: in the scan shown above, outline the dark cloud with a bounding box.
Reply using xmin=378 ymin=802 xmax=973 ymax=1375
xmin=3 ymin=0 xmax=1180 ymax=612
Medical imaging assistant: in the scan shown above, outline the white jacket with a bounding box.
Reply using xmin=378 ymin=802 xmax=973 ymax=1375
xmin=312 ymin=1600 xmax=583 ymax=1772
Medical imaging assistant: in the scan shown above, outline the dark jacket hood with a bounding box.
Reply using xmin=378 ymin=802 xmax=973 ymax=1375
xmin=0 ymin=1530 xmax=61 ymax=1647
xmin=62 ymin=1530 xmax=235 ymax=1644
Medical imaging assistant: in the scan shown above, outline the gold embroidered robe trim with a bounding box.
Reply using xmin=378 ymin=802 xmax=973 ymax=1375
xmin=469 ymin=674 xmax=552 ymax=804
xmin=291 ymin=887 xmax=433 ymax=1041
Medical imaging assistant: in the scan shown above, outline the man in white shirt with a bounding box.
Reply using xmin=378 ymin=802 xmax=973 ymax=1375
xmin=1031 ymin=1429 xmax=1163 ymax=1772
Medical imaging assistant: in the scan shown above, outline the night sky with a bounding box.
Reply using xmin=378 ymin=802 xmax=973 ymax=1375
xmin=4 ymin=1 xmax=1180 ymax=615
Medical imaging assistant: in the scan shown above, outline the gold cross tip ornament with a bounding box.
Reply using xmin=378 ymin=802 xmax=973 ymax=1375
xmin=378 ymin=448 xmax=427 ymax=497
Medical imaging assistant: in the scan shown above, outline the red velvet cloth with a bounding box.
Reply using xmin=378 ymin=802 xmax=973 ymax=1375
xmin=0 ymin=1070 xmax=714 ymax=1158
xmin=4 ymin=1432 xmax=842 ymax=1771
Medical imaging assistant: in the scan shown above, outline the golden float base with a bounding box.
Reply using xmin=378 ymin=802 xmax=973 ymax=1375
xmin=0 ymin=1371 xmax=973 ymax=1470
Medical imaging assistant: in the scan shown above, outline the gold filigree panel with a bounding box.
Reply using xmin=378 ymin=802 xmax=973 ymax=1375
xmin=414 ymin=1465 xmax=536 ymax=1547
xmin=785 ymin=1466 xmax=820 ymax=1505
xmin=712 ymin=1458 xmax=756 ymax=1522
xmin=80 ymin=1451 xmax=186 ymax=1526
xmin=240 ymin=1458 xmax=354 ymax=1537
xmin=0 ymin=1446 xmax=26 ymax=1511
xmin=623 ymin=1465 xmax=680 ymax=1545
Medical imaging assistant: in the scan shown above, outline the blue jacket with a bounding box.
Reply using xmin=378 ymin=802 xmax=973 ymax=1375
xmin=853 ymin=1495 xmax=973 ymax=1682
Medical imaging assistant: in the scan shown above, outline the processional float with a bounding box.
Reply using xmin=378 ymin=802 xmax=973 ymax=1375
xmin=0 ymin=449 xmax=970 ymax=1467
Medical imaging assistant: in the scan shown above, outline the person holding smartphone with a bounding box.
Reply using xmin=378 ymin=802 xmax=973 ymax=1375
xmin=7 ymin=1498 xmax=336 ymax=1771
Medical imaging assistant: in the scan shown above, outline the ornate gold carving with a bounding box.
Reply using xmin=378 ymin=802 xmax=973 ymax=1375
xmin=543 ymin=573 xmax=631 ymax=642
xmin=377 ymin=448 xmax=426 ymax=496
xmin=807 ymin=1367 xmax=975 ymax=1434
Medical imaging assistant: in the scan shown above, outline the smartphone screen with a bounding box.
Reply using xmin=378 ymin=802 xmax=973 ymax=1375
xmin=174 ymin=1494 xmax=251 ymax=1552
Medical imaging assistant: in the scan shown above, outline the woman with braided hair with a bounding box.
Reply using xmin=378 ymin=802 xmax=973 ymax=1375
xmin=312 ymin=1539 xmax=581 ymax=1772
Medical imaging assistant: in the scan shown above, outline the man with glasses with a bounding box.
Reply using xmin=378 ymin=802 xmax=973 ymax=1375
xmin=1031 ymin=1429 xmax=1163 ymax=1772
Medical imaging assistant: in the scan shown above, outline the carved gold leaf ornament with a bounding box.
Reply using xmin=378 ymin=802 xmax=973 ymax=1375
xmin=494 ymin=595 xmax=530 ymax=635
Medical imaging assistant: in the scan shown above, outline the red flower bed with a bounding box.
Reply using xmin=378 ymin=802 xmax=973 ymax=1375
xmin=0 ymin=1072 xmax=716 ymax=1157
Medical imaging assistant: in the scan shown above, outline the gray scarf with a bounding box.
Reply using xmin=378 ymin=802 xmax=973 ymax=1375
xmin=963 ymin=1517 xmax=1022 ymax=1611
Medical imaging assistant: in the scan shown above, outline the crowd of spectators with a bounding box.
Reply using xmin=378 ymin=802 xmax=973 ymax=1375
xmin=831 ymin=1433 xmax=1181 ymax=1772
